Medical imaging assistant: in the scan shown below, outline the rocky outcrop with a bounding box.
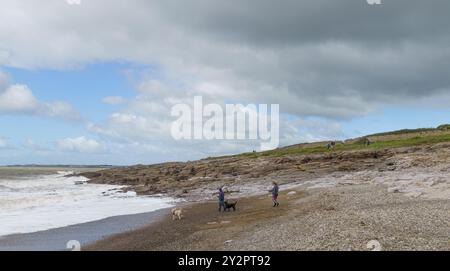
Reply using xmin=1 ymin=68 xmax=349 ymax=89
xmin=78 ymin=144 xmax=439 ymax=198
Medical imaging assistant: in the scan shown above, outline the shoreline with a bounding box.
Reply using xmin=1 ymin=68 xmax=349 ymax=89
xmin=86 ymin=184 xmax=449 ymax=251
xmin=0 ymin=167 xmax=182 ymax=251
xmin=1 ymin=180 xmax=448 ymax=251
xmin=0 ymin=207 xmax=172 ymax=251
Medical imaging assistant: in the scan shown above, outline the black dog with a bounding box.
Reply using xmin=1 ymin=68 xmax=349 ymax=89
xmin=224 ymin=201 xmax=237 ymax=211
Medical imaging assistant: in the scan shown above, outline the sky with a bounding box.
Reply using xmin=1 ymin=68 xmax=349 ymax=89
xmin=0 ymin=0 xmax=450 ymax=165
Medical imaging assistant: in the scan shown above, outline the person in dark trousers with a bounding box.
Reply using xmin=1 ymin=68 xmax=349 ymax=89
xmin=217 ymin=187 xmax=226 ymax=212
xmin=269 ymin=182 xmax=279 ymax=207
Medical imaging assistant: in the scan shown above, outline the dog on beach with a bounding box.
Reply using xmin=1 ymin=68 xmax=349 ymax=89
xmin=224 ymin=201 xmax=237 ymax=211
xmin=171 ymin=208 xmax=183 ymax=220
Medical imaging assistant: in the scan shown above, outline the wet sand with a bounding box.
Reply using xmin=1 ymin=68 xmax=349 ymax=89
xmin=86 ymin=192 xmax=298 ymax=251
xmin=0 ymin=208 xmax=170 ymax=251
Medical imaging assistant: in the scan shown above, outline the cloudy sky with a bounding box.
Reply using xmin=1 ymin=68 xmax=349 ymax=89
xmin=0 ymin=0 xmax=450 ymax=165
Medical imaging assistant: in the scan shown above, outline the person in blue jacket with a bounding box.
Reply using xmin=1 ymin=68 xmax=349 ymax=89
xmin=269 ymin=182 xmax=279 ymax=207
xmin=217 ymin=187 xmax=226 ymax=212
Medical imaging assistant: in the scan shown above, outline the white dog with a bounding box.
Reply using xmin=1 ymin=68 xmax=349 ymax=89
xmin=171 ymin=208 xmax=183 ymax=220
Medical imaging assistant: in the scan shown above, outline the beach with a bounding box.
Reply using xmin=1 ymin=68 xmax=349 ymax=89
xmin=87 ymin=184 xmax=449 ymax=251
xmin=0 ymin=208 xmax=169 ymax=251
xmin=83 ymin=138 xmax=450 ymax=251
xmin=2 ymin=179 xmax=447 ymax=251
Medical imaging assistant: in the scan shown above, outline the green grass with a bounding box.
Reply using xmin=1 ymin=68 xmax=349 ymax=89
xmin=367 ymin=128 xmax=436 ymax=137
xmin=437 ymin=124 xmax=450 ymax=130
xmin=233 ymin=133 xmax=450 ymax=158
xmin=366 ymin=124 xmax=450 ymax=137
xmin=210 ymin=125 xmax=450 ymax=161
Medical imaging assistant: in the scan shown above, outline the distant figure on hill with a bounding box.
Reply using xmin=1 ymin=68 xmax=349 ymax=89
xmin=269 ymin=182 xmax=280 ymax=207
xmin=217 ymin=187 xmax=226 ymax=212
xmin=326 ymin=141 xmax=336 ymax=150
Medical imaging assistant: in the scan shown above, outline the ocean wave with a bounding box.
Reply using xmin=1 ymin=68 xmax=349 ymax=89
xmin=0 ymin=174 xmax=176 ymax=237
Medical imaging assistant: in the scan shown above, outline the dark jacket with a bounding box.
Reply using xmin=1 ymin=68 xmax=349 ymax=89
xmin=270 ymin=185 xmax=279 ymax=196
xmin=218 ymin=189 xmax=225 ymax=201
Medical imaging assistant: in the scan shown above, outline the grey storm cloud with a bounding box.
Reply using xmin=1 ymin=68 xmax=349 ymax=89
xmin=155 ymin=0 xmax=450 ymax=45
xmin=151 ymin=0 xmax=450 ymax=117
xmin=0 ymin=0 xmax=449 ymax=119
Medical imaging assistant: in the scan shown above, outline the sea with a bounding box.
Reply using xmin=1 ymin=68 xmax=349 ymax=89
xmin=0 ymin=167 xmax=176 ymax=237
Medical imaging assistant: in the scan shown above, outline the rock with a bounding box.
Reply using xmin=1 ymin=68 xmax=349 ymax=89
xmin=83 ymin=172 xmax=102 ymax=178
xmin=275 ymin=157 xmax=293 ymax=164
xmin=135 ymin=185 xmax=157 ymax=194
xmin=388 ymin=187 xmax=401 ymax=193
xmin=224 ymin=240 xmax=233 ymax=244
xmin=405 ymin=191 xmax=424 ymax=198
xmin=220 ymin=221 xmax=231 ymax=224
xmin=287 ymin=191 xmax=297 ymax=196
xmin=387 ymin=166 xmax=397 ymax=171
xmin=207 ymin=222 xmax=218 ymax=225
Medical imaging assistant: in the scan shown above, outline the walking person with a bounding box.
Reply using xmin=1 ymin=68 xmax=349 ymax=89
xmin=217 ymin=187 xmax=226 ymax=212
xmin=269 ymin=182 xmax=279 ymax=207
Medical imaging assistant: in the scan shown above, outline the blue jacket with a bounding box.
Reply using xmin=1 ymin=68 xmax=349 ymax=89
xmin=218 ymin=190 xmax=225 ymax=201
xmin=270 ymin=185 xmax=279 ymax=196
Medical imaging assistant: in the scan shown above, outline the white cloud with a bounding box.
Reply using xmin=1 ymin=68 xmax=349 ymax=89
xmin=0 ymin=84 xmax=39 ymax=113
xmin=0 ymin=76 xmax=80 ymax=121
xmin=89 ymin=112 xmax=170 ymax=143
xmin=43 ymin=101 xmax=79 ymax=120
xmin=56 ymin=136 xmax=106 ymax=154
xmin=102 ymin=96 xmax=125 ymax=105
xmin=88 ymin=78 xmax=346 ymax=158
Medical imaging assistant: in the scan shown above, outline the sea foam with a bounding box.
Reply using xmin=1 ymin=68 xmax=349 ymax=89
xmin=0 ymin=172 xmax=176 ymax=237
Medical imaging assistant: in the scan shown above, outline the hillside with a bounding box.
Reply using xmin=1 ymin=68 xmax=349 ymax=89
xmin=81 ymin=125 xmax=450 ymax=200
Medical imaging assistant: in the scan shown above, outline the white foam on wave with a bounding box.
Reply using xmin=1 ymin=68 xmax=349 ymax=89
xmin=0 ymin=172 xmax=177 ymax=237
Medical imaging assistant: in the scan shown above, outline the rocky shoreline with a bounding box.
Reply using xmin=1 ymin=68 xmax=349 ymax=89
xmin=80 ymin=142 xmax=450 ymax=201
xmin=82 ymin=140 xmax=450 ymax=251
